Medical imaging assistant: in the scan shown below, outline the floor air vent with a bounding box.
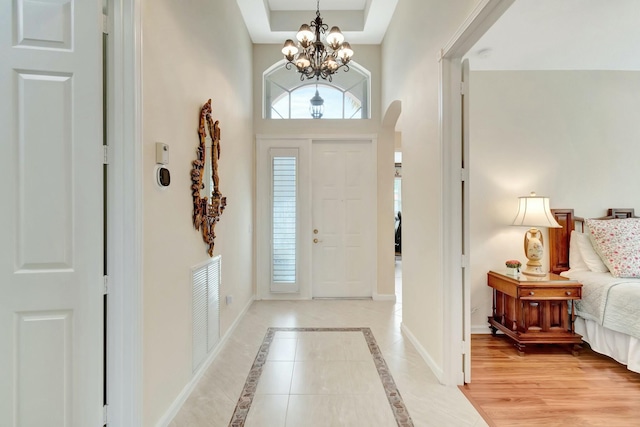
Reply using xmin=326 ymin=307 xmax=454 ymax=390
xmin=192 ymin=255 xmax=221 ymax=372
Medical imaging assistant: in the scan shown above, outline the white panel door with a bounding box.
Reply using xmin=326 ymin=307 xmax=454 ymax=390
xmin=312 ymin=141 xmax=375 ymax=298
xmin=0 ymin=0 xmax=104 ymax=426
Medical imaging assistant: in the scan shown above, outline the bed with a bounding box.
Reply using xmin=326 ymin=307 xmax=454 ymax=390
xmin=549 ymin=208 xmax=640 ymax=373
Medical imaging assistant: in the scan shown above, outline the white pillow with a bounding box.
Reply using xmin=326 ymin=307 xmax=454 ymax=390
xmin=586 ymin=218 xmax=640 ymax=278
xmin=575 ymin=230 xmax=609 ymax=273
xmin=569 ymin=230 xmax=590 ymax=272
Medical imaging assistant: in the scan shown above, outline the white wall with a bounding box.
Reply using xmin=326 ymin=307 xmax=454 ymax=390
xmin=381 ymin=0 xmax=480 ymax=372
xmin=141 ymin=1 xmax=254 ymax=425
xmin=469 ymin=70 xmax=640 ymax=332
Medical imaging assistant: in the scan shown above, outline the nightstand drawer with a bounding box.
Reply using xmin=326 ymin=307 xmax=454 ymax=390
xmin=519 ymin=287 xmax=581 ymax=300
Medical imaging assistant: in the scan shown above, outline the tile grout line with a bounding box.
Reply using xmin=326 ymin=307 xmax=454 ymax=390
xmin=283 ymin=336 xmax=298 ymax=427
xmin=228 ymin=327 xmax=414 ymax=427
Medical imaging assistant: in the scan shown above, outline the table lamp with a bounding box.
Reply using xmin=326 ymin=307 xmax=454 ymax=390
xmin=511 ymin=192 xmax=561 ymax=276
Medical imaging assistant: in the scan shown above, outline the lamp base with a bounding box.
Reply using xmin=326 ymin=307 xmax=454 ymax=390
xmin=522 ymin=228 xmax=547 ymax=277
xmin=521 ymin=264 xmax=546 ymax=277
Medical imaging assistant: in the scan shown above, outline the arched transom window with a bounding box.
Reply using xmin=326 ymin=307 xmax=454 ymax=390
xmin=264 ymin=61 xmax=370 ymax=119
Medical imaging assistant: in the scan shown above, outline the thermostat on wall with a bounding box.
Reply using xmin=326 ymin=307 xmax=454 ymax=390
xmin=156 ymin=165 xmax=170 ymax=187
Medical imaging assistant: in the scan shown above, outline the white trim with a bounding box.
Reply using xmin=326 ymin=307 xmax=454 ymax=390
xmin=471 ymin=325 xmax=495 ymax=334
xmin=439 ymin=0 xmax=514 ymax=387
xmin=256 ymin=133 xmax=378 ymax=141
xmin=401 ymin=323 xmax=443 ymax=383
xmin=155 ymin=297 xmax=255 ymax=427
xmin=257 ymin=295 xmax=312 ymax=301
xmin=372 ymin=293 xmax=396 ymax=302
xmin=106 ymin=0 xmax=143 ymax=425
xmin=256 ymin=138 xmax=312 ymax=300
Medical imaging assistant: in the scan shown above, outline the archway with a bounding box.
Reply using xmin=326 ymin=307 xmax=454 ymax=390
xmin=381 ymin=100 xmax=402 ymax=302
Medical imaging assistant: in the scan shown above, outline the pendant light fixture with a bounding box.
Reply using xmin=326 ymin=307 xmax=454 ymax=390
xmin=281 ymin=0 xmax=354 ymax=81
xmin=309 ymin=85 xmax=324 ymax=119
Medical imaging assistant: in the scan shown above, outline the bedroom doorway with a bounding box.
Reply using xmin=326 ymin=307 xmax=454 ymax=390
xmin=439 ymin=0 xmax=515 ymax=386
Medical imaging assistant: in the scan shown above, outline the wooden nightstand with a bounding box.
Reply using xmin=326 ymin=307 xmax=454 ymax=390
xmin=487 ymin=271 xmax=583 ymax=356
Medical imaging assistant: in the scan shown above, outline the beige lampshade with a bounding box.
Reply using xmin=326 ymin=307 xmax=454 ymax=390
xmin=511 ymin=192 xmax=561 ymax=228
xmin=296 ymin=24 xmax=315 ymax=44
xmin=281 ymin=39 xmax=298 ymax=57
xmin=326 ymin=26 xmax=344 ymax=48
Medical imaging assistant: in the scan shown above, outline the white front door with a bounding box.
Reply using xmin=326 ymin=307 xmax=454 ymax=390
xmin=311 ymin=140 xmax=375 ymax=298
xmin=0 ymin=0 xmax=104 ymax=425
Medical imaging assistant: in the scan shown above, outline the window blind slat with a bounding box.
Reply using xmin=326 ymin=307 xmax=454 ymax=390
xmin=272 ymin=156 xmax=297 ymax=284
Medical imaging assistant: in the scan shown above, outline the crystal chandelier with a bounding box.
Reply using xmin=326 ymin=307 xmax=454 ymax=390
xmin=281 ymin=1 xmax=354 ymax=82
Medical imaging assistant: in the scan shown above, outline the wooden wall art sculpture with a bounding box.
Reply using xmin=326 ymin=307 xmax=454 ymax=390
xmin=191 ymin=99 xmax=227 ymax=256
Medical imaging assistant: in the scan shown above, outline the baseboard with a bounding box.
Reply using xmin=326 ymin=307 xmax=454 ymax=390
xmin=471 ymin=324 xmax=494 ymax=334
xmin=372 ymin=293 xmax=396 ymax=302
xmin=400 ymin=322 xmax=444 ymax=383
xmin=155 ymin=296 xmax=255 ymax=427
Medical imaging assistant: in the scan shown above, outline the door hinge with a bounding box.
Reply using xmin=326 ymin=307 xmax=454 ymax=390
xmin=461 ymin=254 xmax=469 ymax=268
xmin=103 ymin=275 xmax=109 ymax=295
xmin=102 ymin=14 xmax=109 ymax=34
xmin=103 ymin=145 xmax=110 ymax=165
xmin=103 ymin=404 xmax=109 ymax=425
xmin=461 ymin=340 xmax=467 ymax=355
xmin=460 ymin=81 xmax=466 ymax=95
xmin=460 ymin=168 xmax=468 ymax=182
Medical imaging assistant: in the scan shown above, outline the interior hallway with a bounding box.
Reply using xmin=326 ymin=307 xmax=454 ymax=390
xmin=169 ymin=296 xmax=486 ymax=426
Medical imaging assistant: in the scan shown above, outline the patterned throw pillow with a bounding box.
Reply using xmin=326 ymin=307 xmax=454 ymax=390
xmin=585 ymin=218 xmax=640 ymax=278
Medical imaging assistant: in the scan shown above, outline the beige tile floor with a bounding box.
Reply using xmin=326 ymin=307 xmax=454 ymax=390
xmin=243 ymin=330 xmax=398 ymax=426
xmin=168 ymin=296 xmax=487 ymax=426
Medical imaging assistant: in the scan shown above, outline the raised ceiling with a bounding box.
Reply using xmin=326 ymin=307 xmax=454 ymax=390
xmin=237 ymin=0 xmax=640 ymax=69
xmin=236 ymin=0 xmax=399 ymax=44
xmin=468 ymin=0 xmax=640 ymax=70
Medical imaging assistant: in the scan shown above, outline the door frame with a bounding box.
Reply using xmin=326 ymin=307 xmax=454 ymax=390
xmin=105 ymin=0 xmax=143 ymax=425
xmin=439 ymin=0 xmax=514 ymax=386
xmin=255 ymin=134 xmax=378 ymax=301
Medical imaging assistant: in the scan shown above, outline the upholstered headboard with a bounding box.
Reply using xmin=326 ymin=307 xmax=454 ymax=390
xmin=548 ymin=208 xmax=636 ymax=274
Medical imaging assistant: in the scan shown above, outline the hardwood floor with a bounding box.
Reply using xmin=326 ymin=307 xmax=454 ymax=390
xmin=460 ymin=335 xmax=640 ymax=427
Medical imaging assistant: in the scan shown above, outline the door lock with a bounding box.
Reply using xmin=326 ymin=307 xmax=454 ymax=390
xmin=313 ymin=229 xmax=319 ymax=234
xmin=313 ymin=238 xmax=319 ymax=243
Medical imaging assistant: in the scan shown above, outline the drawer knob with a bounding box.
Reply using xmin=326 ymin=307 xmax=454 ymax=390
xmin=529 ymin=291 xmax=535 ymax=296
xmin=566 ymin=291 xmax=571 ymax=296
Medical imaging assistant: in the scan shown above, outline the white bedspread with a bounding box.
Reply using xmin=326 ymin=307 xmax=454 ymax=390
xmin=562 ymin=270 xmax=640 ymax=339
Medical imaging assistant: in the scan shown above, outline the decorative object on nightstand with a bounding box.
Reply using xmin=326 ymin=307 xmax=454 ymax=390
xmin=487 ymin=271 xmax=583 ymax=355
xmin=505 ymin=259 xmax=521 ymax=276
xmin=511 ymin=192 xmax=561 ymax=276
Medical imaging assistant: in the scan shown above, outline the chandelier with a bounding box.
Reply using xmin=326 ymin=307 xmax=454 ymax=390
xmin=281 ymin=1 xmax=354 ymax=82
